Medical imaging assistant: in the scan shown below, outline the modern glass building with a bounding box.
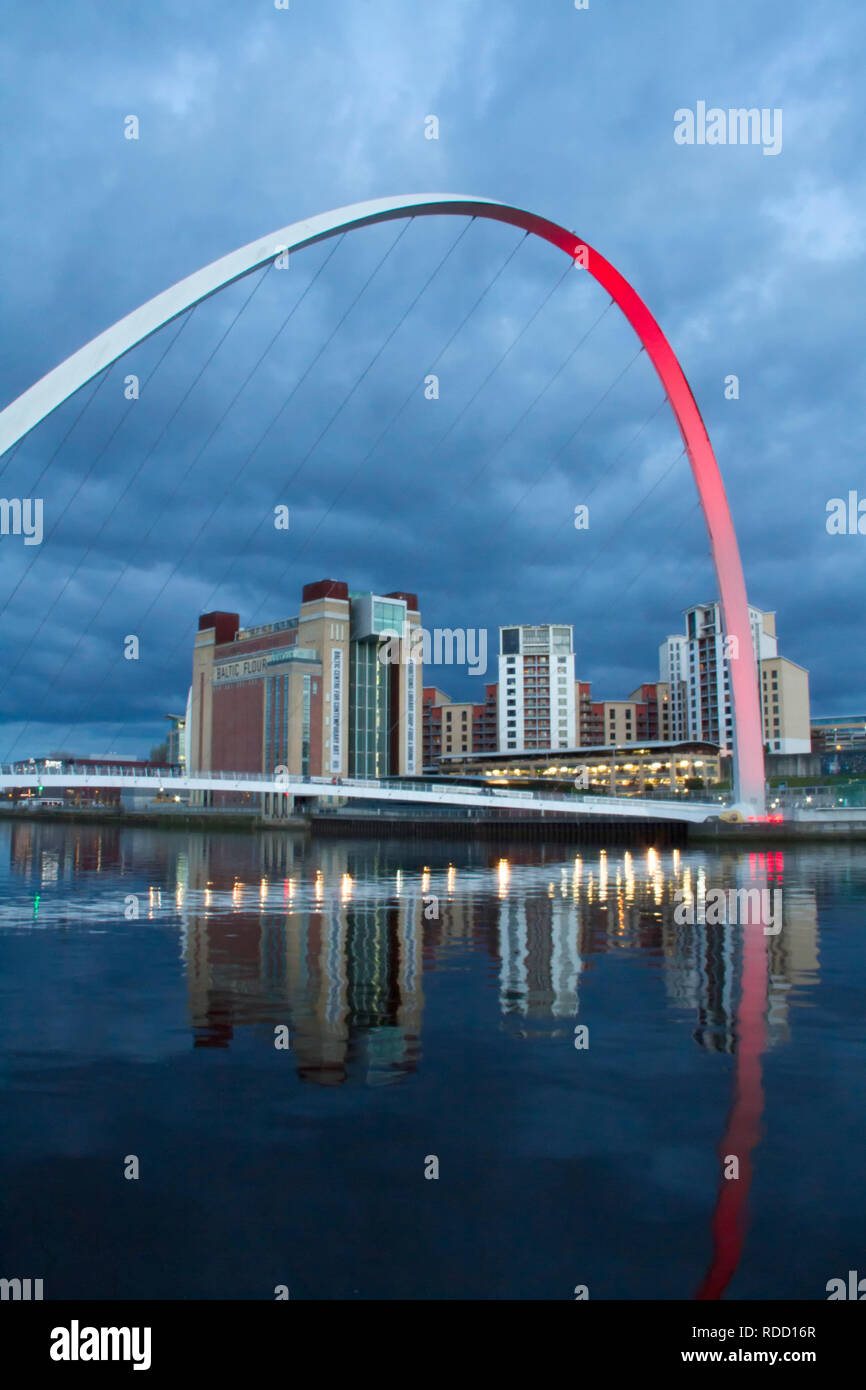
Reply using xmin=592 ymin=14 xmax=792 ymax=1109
xmin=348 ymin=591 xmax=417 ymax=778
xmin=349 ymin=635 xmax=392 ymax=777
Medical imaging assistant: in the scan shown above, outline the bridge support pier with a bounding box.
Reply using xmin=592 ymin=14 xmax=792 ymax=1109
xmin=261 ymin=792 xmax=294 ymax=821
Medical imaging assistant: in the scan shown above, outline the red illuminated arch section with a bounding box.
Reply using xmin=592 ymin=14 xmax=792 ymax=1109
xmin=0 ymin=194 xmax=764 ymax=810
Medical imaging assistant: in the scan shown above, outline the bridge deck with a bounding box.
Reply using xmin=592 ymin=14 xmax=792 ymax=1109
xmin=0 ymin=768 xmax=724 ymax=823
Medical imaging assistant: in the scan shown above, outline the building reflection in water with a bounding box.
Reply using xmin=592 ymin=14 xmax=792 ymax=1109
xmin=6 ymin=822 xmax=822 ymax=1077
xmin=498 ymin=880 xmax=582 ymax=1026
xmin=181 ymin=837 xmax=425 ymax=1087
xmin=2 ymin=818 xmax=831 ymax=1295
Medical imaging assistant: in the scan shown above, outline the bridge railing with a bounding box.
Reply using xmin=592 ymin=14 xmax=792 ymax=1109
xmin=0 ymin=762 xmax=727 ymax=811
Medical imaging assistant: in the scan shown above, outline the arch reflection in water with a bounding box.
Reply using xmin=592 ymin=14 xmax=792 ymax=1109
xmin=5 ymin=823 xmax=821 ymax=1073
xmin=170 ymin=837 xmax=821 ymax=1069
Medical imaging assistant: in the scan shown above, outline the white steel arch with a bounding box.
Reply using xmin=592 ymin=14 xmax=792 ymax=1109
xmin=0 ymin=193 xmax=765 ymax=811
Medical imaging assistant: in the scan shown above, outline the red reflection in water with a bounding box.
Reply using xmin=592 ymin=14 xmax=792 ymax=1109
xmin=696 ymin=911 xmax=769 ymax=1299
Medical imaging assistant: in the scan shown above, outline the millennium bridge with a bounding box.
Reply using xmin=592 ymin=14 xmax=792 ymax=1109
xmin=0 ymin=762 xmax=733 ymax=823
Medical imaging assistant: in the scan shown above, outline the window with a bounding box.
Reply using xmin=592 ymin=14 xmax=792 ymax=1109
xmin=372 ymin=600 xmax=405 ymax=633
xmin=301 ymin=674 xmax=311 ymax=777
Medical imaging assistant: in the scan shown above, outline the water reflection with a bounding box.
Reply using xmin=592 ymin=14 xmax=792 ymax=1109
xmin=3 ymin=821 xmax=822 ymax=1074
xmin=1 ymin=820 xmax=844 ymax=1296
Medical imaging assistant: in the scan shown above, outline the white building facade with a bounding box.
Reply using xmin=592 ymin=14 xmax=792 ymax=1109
xmin=659 ymin=602 xmax=810 ymax=755
xmin=498 ymin=624 xmax=576 ymax=752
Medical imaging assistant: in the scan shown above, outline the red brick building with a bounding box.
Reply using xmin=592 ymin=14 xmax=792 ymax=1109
xmin=189 ymin=582 xmax=424 ymax=784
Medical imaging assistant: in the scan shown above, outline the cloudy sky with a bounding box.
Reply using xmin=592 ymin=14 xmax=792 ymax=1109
xmin=0 ymin=0 xmax=863 ymax=759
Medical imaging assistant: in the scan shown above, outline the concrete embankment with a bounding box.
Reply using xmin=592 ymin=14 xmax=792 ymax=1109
xmin=1 ymin=805 xmax=685 ymax=845
xmin=5 ymin=805 xmax=866 ymax=845
xmin=689 ymin=811 xmax=866 ymax=843
xmin=310 ymin=813 xmax=687 ymax=846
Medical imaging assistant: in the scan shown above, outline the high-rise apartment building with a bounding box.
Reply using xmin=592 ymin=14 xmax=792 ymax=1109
xmin=498 ymin=624 xmax=576 ymax=752
xmin=659 ymin=602 xmax=810 ymax=754
xmin=659 ymin=633 xmax=690 ymax=743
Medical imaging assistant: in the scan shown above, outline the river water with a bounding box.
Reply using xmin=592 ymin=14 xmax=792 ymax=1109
xmin=0 ymin=818 xmax=863 ymax=1299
